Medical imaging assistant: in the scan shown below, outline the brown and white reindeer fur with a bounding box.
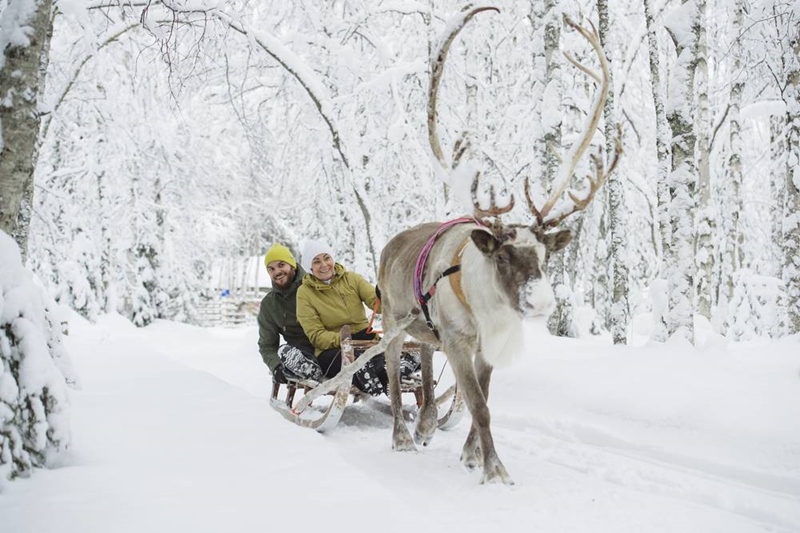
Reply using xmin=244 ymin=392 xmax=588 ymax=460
xmin=379 ymin=222 xmax=571 ymax=484
xmin=378 ymin=5 xmax=621 ymax=485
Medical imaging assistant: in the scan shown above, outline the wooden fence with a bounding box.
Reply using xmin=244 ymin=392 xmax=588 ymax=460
xmin=197 ymin=296 xmax=261 ymax=327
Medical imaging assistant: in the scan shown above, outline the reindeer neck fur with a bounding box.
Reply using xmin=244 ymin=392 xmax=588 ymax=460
xmin=459 ymin=238 xmax=524 ymax=367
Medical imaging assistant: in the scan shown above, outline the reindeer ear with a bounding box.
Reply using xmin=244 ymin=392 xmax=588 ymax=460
xmin=470 ymin=229 xmax=500 ymax=255
xmin=544 ymin=230 xmax=572 ymax=252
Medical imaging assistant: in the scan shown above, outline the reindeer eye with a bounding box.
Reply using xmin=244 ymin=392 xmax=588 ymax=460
xmin=497 ymin=250 xmax=511 ymax=264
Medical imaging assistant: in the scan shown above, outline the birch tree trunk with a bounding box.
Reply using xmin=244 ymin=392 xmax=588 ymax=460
xmin=643 ymin=0 xmax=671 ymax=342
xmin=96 ymin=170 xmax=115 ymax=313
xmin=0 ymin=0 xmax=54 ymax=259
xmin=782 ymin=22 xmax=800 ymax=334
xmin=722 ymin=0 xmax=745 ymax=333
xmin=771 ymin=116 xmax=786 ymax=267
xmin=664 ymin=0 xmax=700 ymax=343
xmin=598 ymin=0 xmax=629 ymax=344
xmin=0 ymin=0 xmax=69 ymax=483
xmin=532 ymin=1 xmax=572 ymax=337
xmin=694 ymin=0 xmax=714 ymax=321
xmin=129 ymin=168 xmax=154 ymax=327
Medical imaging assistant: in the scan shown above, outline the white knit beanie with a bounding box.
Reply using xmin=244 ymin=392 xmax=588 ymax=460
xmin=301 ymin=239 xmax=335 ymax=272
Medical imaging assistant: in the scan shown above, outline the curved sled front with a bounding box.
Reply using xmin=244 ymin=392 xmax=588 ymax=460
xmin=268 ymin=327 xmax=355 ymax=433
xmin=269 ymin=376 xmax=351 ymax=432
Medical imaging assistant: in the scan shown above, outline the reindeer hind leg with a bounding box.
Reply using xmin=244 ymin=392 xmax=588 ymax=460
xmin=386 ymin=335 xmax=415 ymax=451
xmin=413 ymin=343 xmax=437 ymax=446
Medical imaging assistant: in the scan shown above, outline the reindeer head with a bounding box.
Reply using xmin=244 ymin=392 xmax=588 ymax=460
xmin=428 ymin=7 xmax=622 ymax=318
xmin=466 ymin=225 xmax=570 ymax=316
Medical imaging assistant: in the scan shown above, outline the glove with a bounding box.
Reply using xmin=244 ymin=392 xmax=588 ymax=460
xmin=272 ymin=364 xmax=288 ymax=384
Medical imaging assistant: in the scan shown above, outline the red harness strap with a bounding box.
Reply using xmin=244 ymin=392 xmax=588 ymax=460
xmin=365 ymin=297 xmax=382 ymax=335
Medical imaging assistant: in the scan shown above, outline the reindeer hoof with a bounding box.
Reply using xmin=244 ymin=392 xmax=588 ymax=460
xmin=392 ymin=439 xmax=417 ymax=452
xmin=480 ymin=458 xmax=514 ymax=485
xmin=392 ymin=427 xmax=417 ymax=452
xmin=481 ymin=472 xmax=515 ymax=485
xmin=481 ymin=474 xmax=514 ymax=485
xmin=460 ymin=442 xmax=483 ymax=470
xmin=460 ymin=452 xmax=481 ymax=471
xmin=414 ymin=404 xmax=438 ymax=446
xmin=414 ymin=428 xmax=435 ymax=447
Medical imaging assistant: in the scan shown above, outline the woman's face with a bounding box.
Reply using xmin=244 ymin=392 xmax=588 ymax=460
xmin=311 ymin=253 xmax=335 ymax=282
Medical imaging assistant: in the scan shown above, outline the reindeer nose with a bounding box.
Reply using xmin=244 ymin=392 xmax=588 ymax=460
xmin=521 ymin=278 xmax=556 ymax=317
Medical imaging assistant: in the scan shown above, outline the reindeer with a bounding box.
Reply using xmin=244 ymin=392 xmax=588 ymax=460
xmin=377 ymin=6 xmax=622 ymax=484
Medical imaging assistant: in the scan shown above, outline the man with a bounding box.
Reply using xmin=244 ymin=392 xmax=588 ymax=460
xmin=257 ymin=243 xmax=322 ymax=384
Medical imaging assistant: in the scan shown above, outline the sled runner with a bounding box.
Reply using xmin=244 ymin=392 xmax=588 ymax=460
xmin=269 ymin=317 xmax=464 ymax=432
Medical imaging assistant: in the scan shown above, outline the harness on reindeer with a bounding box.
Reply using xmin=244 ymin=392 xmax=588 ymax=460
xmin=412 ymin=217 xmax=483 ymax=340
xmin=371 ymin=217 xmax=481 ymax=341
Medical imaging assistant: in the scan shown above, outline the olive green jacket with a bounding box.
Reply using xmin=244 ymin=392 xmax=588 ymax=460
xmin=296 ymin=263 xmax=378 ymax=355
xmin=257 ymin=265 xmax=314 ymax=372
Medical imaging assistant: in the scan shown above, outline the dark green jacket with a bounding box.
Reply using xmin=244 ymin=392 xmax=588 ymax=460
xmin=257 ymin=265 xmax=314 ymax=372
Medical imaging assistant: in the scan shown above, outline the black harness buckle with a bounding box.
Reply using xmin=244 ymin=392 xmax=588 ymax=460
xmin=417 ymin=264 xmax=462 ymax=341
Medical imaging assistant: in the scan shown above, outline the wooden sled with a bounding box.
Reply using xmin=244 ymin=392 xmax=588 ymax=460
xmin=269 ymin=321 xmax=465 ymax=433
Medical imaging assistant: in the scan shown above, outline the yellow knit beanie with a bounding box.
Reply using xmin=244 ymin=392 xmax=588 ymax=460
xmin=264 ymin=244 xmax=297 ymax=269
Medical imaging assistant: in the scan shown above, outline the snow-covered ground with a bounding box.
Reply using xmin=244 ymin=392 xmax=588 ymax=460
xmin=2 ymin=312 xmax=799 ymax=533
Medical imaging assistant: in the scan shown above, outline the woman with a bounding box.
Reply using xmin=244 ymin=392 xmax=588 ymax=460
xmin=296 ymin=240 xmax=412 ymax=395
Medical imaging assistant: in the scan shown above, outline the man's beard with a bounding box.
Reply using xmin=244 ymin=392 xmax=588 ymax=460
xmin=272 ymin=271 xmax=295 ymax=289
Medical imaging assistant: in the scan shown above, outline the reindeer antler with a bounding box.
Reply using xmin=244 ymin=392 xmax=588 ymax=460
xmin=471 ymin=173 xmax=516 ymax=218
xmin=543 ymin=128 xmax=624 ymax=227
xmin=526 ymin=15 xmax=623 ymax=229
xmin=428 ymin=4 xmax=514 ymax=220
xmin=428 ymin=4 xmax=499 ymax=173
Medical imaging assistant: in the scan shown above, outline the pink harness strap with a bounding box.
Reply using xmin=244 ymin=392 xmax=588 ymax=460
xmin=413 ymin=217 xmax=482 ymax=302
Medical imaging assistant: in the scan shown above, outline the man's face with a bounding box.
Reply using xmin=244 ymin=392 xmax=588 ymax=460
xmin=268 ymin=261 xmax=296 ymax=289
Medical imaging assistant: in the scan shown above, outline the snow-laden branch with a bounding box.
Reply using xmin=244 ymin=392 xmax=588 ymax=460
xmin=41 ymin=22 xmax=140 ymax=141
xmin=145 ymin=1 xmax=391 ymax=271
xmin=211 ymin=11 xmax=350 ymax=169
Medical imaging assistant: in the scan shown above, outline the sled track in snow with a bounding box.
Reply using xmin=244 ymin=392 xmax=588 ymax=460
xmin=490 ymin=414 xmax=800 ymax=533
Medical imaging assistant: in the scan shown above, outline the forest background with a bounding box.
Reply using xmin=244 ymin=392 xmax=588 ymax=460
xmin=2 ymin=0 xmax=799 ymax=343
xmin=0 ymin=0 xmax=798 ymax=482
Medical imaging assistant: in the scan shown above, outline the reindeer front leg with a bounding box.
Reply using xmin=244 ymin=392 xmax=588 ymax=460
xmin=461 ymin=351 xmax=494 ymax=469
xmin=386 ymin=335 xmax=415 ymax=451
xmin=448 ymin=346 xmax=513 ymax=485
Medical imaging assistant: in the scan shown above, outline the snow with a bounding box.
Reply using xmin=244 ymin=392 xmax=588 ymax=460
xmin=1 ymin=231 xmax=73 ymax=482
xmin=663 ymin=0 xmax=697 ymax=50
xmin=740 ymin=99 xmax=787 ymax=120
xmin=2 ymin=309 xmax=799 ymax=532
xmin=0 ymin=0 xmax=37 ymax=69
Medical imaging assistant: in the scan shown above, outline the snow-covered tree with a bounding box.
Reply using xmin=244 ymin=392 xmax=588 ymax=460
xmin=719 ymin=0 xmax=746 ymax=335
xmin=598 ymin=0 xmax=630 ymax=344
xmin=728 ymin=269 xmax=784 ymax=340
xmin=4 ymin=0 xmax=791 ymax=341
xmin=530 ymin=2 xmax=572 ymax=337
xmin=0 ymin=0 xmax=75 ymax=485
xmin=779 ymin=10 xmax=800 ymax=334
xmin=0 ymin=231 xmax=75 ymax=484
xmin=641 ymin=0 xmax=672 ymax=342
xmin=0 ymin=0 xmax=53 ymax=256
xmin=663 ymin=0 xmax=700 ymax=343
xmin=694 ymin=0 xmax=715 ymax=321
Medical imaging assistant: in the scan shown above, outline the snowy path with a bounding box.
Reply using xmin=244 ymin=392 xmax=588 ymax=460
xmin=491 ymin=414 xmax=800 ymax=532
xmin=2 ymin=315 xmax=799 ymax=533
